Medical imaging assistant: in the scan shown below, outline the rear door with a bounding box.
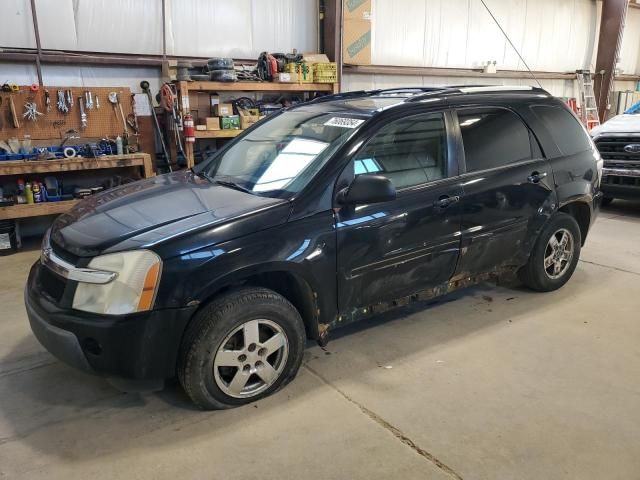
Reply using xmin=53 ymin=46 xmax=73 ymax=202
xmin=453 ymin=106 xmax=554 ymax=275
xmin=335 ymin=110 xmax=463 ymax=314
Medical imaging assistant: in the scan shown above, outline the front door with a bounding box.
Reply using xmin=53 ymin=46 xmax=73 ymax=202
xmin=454 ymin=107 xmax=555 ymax=275
xmin=335 ymin=111 xmax=463 ymax=315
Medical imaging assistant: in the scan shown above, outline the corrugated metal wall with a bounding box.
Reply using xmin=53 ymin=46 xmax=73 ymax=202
xmin=0 ymin=0 xmax=318 ymax=92
xmin=370 ymin=0 xmax=598 ymax=71
xmin=0 ymin=0 xmax=638 ymax=96
xmin=344 ymin=0 xmax=640 ymax=97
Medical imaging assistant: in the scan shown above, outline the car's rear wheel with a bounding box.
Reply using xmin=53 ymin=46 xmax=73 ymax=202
xmin=178 ymin=287 xmax=306 ymax=410
xmin=518 ymin=212 xmax=581 ymax=292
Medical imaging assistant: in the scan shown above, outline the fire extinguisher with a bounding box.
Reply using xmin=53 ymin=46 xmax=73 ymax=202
xmin=184 ymin=113 xmax=195 ymax=143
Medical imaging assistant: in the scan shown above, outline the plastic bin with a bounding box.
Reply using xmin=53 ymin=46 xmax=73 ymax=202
xmin=313 ymin=63 xmax=337 ymax=83
xmin=0 ymin=220 xmax=18 ymax=256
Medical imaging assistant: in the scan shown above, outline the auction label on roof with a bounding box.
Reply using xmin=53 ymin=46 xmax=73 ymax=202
xmin=324 ymin=117 xmax=365 ymax=128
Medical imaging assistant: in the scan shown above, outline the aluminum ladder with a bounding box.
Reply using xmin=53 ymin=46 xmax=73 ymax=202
xmin=576 ymin=70 xmax=601 ymax=131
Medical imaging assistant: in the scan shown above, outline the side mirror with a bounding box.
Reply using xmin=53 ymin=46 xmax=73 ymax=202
xmin=337 ymin=175 xmax=397 ymax=205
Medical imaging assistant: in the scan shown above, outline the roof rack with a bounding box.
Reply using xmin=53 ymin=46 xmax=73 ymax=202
xmin=308 ymin=87 xmax=451 ymax=105
xmin=374 ymin=87 xmax=447 ymax=95
xmin=307 ymin=89 xmax=383 ymax=104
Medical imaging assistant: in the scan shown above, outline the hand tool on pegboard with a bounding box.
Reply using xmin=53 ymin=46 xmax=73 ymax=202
xmin=44 ymin=89 xmax=51 ymax=112
xmin=23 ymin=102 xmax=43 ymax=122
xmin=140 ymin=80 xmax=172 ymax=172
xmin=79 ymin=97 xmax=87 ymax=129
xmin=9 ymin=97 xmax=20 ymax=128
xmin=108 ymin=91 xmax=128 ymax=134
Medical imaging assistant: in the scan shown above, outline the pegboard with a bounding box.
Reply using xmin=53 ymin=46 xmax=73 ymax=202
xmin=0 ymin=86 xmax=134 ymax=141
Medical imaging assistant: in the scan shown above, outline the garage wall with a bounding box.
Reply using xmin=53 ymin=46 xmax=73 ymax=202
xmin=0 ymin=0 xmax=318 ymax=92
xmin=370 ymin=0 xmax=598 ymax=72
xmin=343 ymin=0 xmax=605 ymax=98
xmin=342 ymin=74 xmax=577 ymax=98
xmin=619 ymin=7 xmax=640 ymax=76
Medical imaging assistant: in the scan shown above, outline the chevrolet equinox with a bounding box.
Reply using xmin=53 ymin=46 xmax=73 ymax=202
xmin=25 ymin=86 xmax=603 ymax=409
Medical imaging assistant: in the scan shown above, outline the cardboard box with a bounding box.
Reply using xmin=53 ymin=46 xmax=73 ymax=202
xmin=214 ymin=103 xmax=234 ymax=117
xmin=343 ymin=18 xmax=371 ymax=65
xmin=205 ymin=117 xmax=221 ymax=130
xmin=301 ymin=53 xmax=331 ymax=63
xmin=161 ymin=59 xmax=178 ymax=81
xmin=274 ymin=72 xmax=299 ymax=83
xmin=343 ymin=0 xmax=371 ymax=20
xmin=221 ymin=115 xmax=240 ymax=130
xmin=189 ymin=91 xmax=215 ymax=122
xmin=196 ymin=125 xmax=207 ymax=131
xmin=239 ymin=109 xmax=260 ymax=130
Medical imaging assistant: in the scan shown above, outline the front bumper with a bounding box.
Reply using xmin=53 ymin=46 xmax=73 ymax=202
xmin=25 ymin=261 xmax=197 ymax=381
xmin=601 ymin=168 xmax=640 ymax=199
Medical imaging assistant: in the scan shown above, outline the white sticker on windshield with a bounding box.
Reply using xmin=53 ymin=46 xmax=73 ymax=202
xmin=324 ymin=117 xmax=365 ymax=129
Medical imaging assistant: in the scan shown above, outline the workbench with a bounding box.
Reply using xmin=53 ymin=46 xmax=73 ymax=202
xmin=0 ymin=153 xmax=153 ymax=221
xmin=176 ymin=81 xmax=339 ymax=168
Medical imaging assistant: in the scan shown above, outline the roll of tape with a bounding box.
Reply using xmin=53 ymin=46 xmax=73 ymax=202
xmin=63 ymin=147 xmax=77 ymax=158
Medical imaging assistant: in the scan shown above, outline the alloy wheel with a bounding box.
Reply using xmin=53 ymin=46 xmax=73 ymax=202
xmin=543 ymin=228 xmax=574 ymax=280
xmin=213 ymin=319 xmax=289 ymax=398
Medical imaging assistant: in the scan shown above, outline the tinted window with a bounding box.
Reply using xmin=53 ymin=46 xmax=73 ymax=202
xmin=458 ymin=108 xmax=532 ymax=172
xmin=353 ymin=113 xmax=448 ymax=189
xmin=531 ymin=105 xmax=591 ymax=156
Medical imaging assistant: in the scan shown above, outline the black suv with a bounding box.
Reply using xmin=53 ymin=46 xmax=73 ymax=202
xmin=25 ymin=86 xmax=603 ymax=409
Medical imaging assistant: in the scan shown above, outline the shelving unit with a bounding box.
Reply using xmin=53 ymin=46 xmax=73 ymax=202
xmin=194 ymin=130 xmax=243 ymax=139
xmin=0 ymin=200 xmax=78 ymax=220
xmin=0 ymin=153 xmax=153 ymax=221
xmin=177 ymin=80 xmax=339 ymax=167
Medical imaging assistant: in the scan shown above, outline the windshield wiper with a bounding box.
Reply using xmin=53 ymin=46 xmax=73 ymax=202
xmin=214 ymin=178 xmax=253 ymax=194
xmin=191 ymin=167 xmax=213 ymax=182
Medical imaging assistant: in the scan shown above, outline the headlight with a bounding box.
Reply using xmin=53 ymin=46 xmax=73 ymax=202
xmin=72 ymin=250 xmax=162 ymax=315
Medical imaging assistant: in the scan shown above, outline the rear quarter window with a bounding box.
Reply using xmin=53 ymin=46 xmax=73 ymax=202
xmin=530 ymin=105 xmax=591 ymax=156
xmin=457 ymin=107 xmax=533 ymax=172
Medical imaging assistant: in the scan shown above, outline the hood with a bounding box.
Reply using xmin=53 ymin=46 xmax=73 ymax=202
xmin=591 ymin=114 xmax=640 ymax=137
xmin=51 ymin=170 xmax=289 ymax=257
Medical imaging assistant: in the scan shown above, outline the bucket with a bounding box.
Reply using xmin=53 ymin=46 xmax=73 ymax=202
xmin=0 ymin=220 xmax=18 ymax=255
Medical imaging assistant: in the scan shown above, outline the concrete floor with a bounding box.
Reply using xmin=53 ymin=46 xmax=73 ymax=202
xmin=1 ymin=202 xmax=640 ymax=480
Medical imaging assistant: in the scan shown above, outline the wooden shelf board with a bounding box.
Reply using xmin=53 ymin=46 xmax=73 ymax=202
xmin=0 ymin=154 xmax=152 ymax=176
xmin=0 ymin=200 xmax=79 ymax=220
xmin=195 ymin=129 xmax=243 ymax=139
xmin=184 ymin=81 xmax=335 ymax=92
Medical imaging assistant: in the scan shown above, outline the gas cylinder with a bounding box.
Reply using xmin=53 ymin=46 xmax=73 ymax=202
xmin=184 ymin=113 xmax=195 ymax=143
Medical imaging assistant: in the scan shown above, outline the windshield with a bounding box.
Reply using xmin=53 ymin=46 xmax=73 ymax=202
xmin=197 ymin=110 xmax=365 ymax=198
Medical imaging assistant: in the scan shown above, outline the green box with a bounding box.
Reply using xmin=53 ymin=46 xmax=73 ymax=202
xmin=221 ymin=115 xmax=240 ymax=130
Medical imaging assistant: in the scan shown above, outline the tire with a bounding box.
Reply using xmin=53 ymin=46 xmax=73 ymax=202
xmin=208 ymin=69 xmax=237 ymax=82
xmin=518 ymin=212 xmax=582 ymax=292
xmin=206 ymin=57 xmax=235 ymax=70
xmin=601 ymin=196 xmax=614 ymax=207
xmin=177 ymin=287 xmax=306 ymax=410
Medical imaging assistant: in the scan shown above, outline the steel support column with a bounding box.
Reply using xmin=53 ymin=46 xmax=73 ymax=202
xmin=594 ymin=0 xmax=628 ymax=121
xmin=321 ymin=0 xmax=342 ymax=89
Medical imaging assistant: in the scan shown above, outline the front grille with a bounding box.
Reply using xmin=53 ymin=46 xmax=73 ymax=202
xmin=594 ymin=136 xmax=640 ymax=166
xmin=38 ymin=263 xmax=68 ymax=304
xmin=602 ymin=175 xmax=640 ymax=187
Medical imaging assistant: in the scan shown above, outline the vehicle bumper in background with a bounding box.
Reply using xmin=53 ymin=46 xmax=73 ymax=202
xmin=25 ymin=262 xmax=197 ymax=383
xmin=601 ymin=169 xmax=640 ymax=199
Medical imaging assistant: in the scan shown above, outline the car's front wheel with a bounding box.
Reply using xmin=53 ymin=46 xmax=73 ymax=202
xmin=178 ymin=287 xmax=306 ymax=410
xmin=518 ymin=212 xmax=581 ymax=292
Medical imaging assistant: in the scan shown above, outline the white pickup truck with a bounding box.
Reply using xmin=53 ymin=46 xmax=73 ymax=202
xmin=591 ymin=114 xmax=640 ymax=205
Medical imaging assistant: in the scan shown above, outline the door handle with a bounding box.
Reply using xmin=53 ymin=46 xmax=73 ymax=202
xmin=527 ymin=171 xmax=548 ymax=183
xmin=434 ymin=195 xmax=461 ymax=208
